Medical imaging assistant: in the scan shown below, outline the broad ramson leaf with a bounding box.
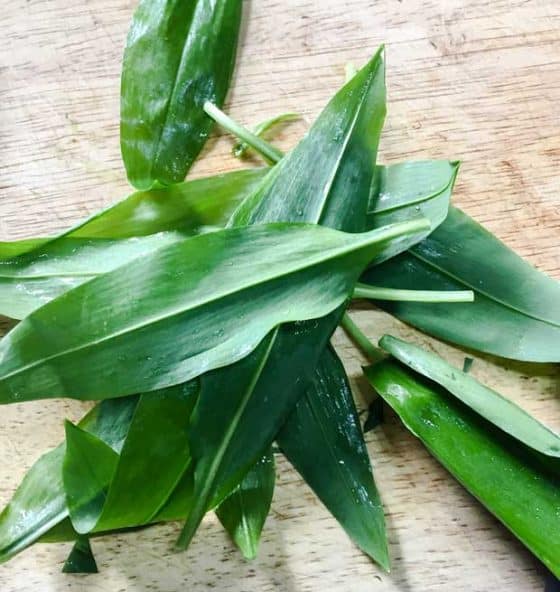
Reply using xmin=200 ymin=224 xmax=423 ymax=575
xmin=278 ymin=346 xmax=389 ymax=570
xmin=121 ymin=0 xmax=243 ymax=189
xmin=179 ymin=47 xmax=390 ymax=549
xmin=215 ymin=450 xmax=275 ymax=559
xmin=364 ymin=360 xmax=560 ymax=578
xmin=379 ymin=335 xmax=560 ymax=457
xmin=362 ymin=207 xmax=560 ymax=362
xmin=0 ymin=220 xmax=426 ymax=403
xmin=0 ymin=397 xmax=137 ymax=563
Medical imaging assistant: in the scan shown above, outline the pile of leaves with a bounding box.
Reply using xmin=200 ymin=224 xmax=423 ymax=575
xmin=1 ymin=0 xmax=559 ymax=579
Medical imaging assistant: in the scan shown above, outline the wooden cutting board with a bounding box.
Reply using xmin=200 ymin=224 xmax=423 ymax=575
xmin=1 ymin=1 xmax=559 ymax=590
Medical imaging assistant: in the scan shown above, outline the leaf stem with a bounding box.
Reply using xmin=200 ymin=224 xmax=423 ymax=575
xmin=204 ymin=101 xmax=284 ymax=165
xmin=353 ymin=283 xmax=474 ymax=303
xmin=341 ymin=313 xmax=384 ymax=363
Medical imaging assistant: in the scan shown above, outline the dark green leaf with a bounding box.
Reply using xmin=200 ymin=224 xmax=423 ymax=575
xmin=278 ymin=346 xmax=389 ymax=570
xmin=0 ymin=396 xmax=137 ymax=563
xmin=0 ymin=220 xmax=427 ymax=403
xmin=362 ymin=207 xmax=560 ymax=362
xmin=364 ymin=360 xmax=560 ymax=578
xmin=215 ymin=449 xmax=275 ymax=559
xmin=364 ymin=397 xmax=385 ymax=432
xmin=121 ymin=0 xmax=243 ymax=189
xmin=68 ymin=382 xmax=198 ymax=534
xmin=379 ymin=335 xmax=560 ymax=457
xmin=62 ymin=536 xmax=98 ymax=574
xmin=178 ymin=48 xmax=391 ymax=549
xmin=63 ymin=422 xmax=120 ymax=534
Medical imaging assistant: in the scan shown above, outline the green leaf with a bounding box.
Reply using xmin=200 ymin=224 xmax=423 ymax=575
xmin=0 ymin=168 xmax=266 ymax=318
xmin=361 ymin=207 xmax=560 ymax=362
xmin=364 ymin=360 xmax=560 ymax=578
xmin=215 ymin=449 xmax=275 ymax=559
xmin=121 ymin=0 xmax=243 ymax=189
xmin=0 ymin=396 xmax=137 ymax=563
xmin=0 ymin=157 xmax=451 ymax=319
xmin=0 ymin=220 xmax=427 ymax=404
xmin=63 ymin=422 xmax=120 ymax=534
xmin=178 ymin=48 xmax=392 ymax=549
xmin=62 ymin=536 xmax=98 ymax=574
xmin=278 ymin=346 xmax=389 ymax=570
xmin=0 ymin=233 xmax=183 ymax=320
xmin=379 ymin=335 xmax=560 ymax=457
xmin=368 ymin=159 xmax=458 ymax=231
xmin=89 ymin=382 xmax=198 ymax=532
xmin=233 ymin=113 xmax=300 ymax=159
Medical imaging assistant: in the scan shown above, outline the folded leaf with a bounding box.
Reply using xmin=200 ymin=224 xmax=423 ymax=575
xmin=367 ymin=160 xmax=458 ymax=231
xmin=0 ymin=396 xmax=137 ymax=563
xmin=179 ymin=48 xmax=390 ymax=548
xmin=379 ymin=335 xmax=560 ymax=456
xmin=67 ymin=382 xmax=198 ymax=534
xmin=215 ymin=449 xmax=275 ymax=559
xmin=62 ymin=536 xmax=98 ymax=574
xmin=121 ymin=0 xmax=243 ymax=189
xmin=278 ymin=346 xmax=389 ymax=570
xmin=365 ymin=360 xmax=560 ymax=578
xmin=362 ymin=207 xmax=560 ymax=362
xmin=63 ymin=422 xmax=120 ymax=534
xmin=0 ymin=220 xmax=427 ymax=403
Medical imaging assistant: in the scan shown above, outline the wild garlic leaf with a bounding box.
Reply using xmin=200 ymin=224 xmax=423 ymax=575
xmin=379 ymin=335 xmax=560 ymax=457
xmin=61 ymin=536 xmax=98 ymax=574
xmin=365 ymin=360 xmax=560 ymax=578
xmin=362 ymin=207 xmax=560 ymax=362
xmin=0 ymin=169 xmax=265 ymax=319
xmin=178 ymin=48 xmax=391 ymax=549
xmin=0 ymin=397 xmax=137 ymax=563
xmin=121 ymin=0 xmax=243 ymax=189
xmin=65 ymin=382 xmax=198 ymax=535
xmin=0 ymin=220 xmax=427 ymax=403
xmin=215 ymin=450 xmax=275 ymax=559
xmin=278 ymin=346 xmax=389 ymax=570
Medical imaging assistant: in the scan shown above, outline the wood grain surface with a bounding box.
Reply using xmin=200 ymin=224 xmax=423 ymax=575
xmin=1 ymin=0 xmax=559 ymax=590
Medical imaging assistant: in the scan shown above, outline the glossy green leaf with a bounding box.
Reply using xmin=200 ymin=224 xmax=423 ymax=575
xmin=68 ymin=382 xmax=198 ymax=534
xmin=0 ymin=220 xmax=427 ymax=404
xmin=278 ymin=346 xmax=389 ymax=570
xmin=233 ymin=113 xmax=300 ymax=159
xmin=364 ymin=360 xmax=560 ymax=578
xmin=63 ymin=422 xmax=120 ymax=534
xmin=367 ymin=159 xmax=458 ymax=231
xmin=0 ymin=168 xmax=266 ymax=318
xmin=0 ymin=158 xmax=451 ymax=320
xmin=0 ymin=396 xmax=137 ymax=563
xmin=362 ymin=207 xmax=560 ymax=362
xmin=215 ymin=450 xmax=275 ymax=559
xmin=121 ymin=0 xmax=243 ymax=189
xmin=62 ymin=536 xmax=98 ymax=574
xmin=379 ymin=335 xmax=560 ymax=457
xmin=0 ymin=233 xmax=183 ymax=320
xmin=178 ymin=48 xmax=391 ymax=548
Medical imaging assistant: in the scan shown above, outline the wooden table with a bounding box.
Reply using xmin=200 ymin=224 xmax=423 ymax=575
xmin=1 ymin=1 xmax=559 ymax=590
